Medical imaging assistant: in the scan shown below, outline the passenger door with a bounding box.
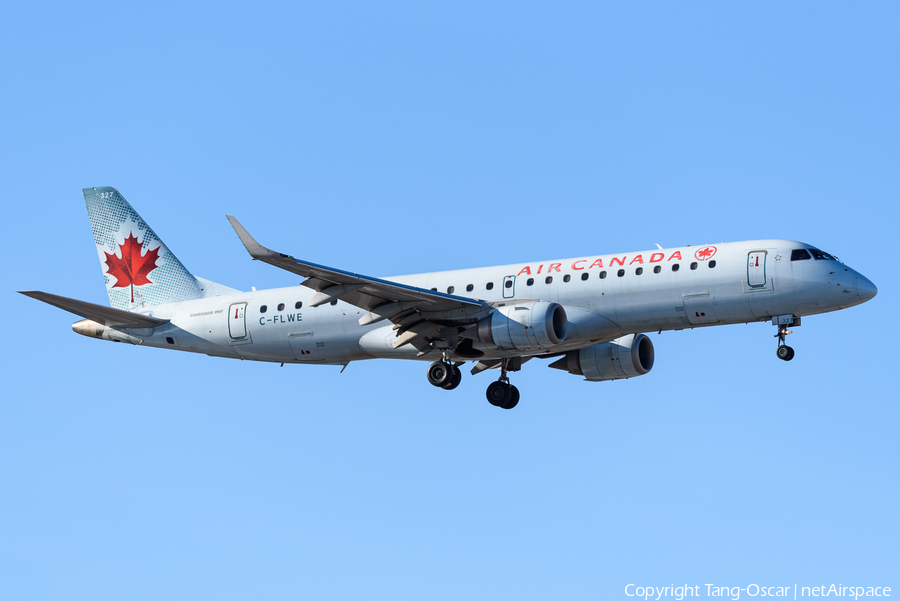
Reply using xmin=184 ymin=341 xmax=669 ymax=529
xmin=747 ymin=251 xmax=767 ymax=287
xmin=228 ymin=303 xmax=247 ymax=340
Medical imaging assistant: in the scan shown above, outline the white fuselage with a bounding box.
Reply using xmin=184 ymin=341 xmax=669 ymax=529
xmin=100 ymin=239 xmax=875 ymax=366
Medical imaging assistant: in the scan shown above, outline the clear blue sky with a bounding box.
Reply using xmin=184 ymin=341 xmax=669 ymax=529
xmin=1 ymin=2 xmax=897 ymax=599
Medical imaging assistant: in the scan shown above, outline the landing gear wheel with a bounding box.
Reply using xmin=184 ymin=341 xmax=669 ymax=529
xmin=503 ymin=385 xmax=520 ymax=410
xmin=486 ymin=381 xmax=512 ymax=407
xmin=773 ymin=319 xmax=798 ymax=361
xmin=427 ymin=361 xmax=452 ymax=387
xmin=441 ymin=365 xmax=462 ymax=390
xmin=776 ymin=345 xmax=795 ymax=361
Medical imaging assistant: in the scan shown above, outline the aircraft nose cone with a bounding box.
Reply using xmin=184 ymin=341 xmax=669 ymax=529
xmin=857 ymin=275 xmax=878 ymax=303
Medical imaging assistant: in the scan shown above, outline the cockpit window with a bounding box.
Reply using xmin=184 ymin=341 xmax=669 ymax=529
xmin=809 ymin=248 xmax=837 ymax=261
xmin=791 ymin=249 xmax=811 ymax=261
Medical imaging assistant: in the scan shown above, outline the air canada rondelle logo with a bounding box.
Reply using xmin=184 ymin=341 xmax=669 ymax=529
xmin=694 ymin=246 xmax=717 ymax=261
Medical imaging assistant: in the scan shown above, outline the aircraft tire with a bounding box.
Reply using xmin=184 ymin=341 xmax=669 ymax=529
xmin=441 ymin=365 xmax=462 ymax=390
xmin=502 ymin=385 xmax=520 ymax=410
xmin=486 ymin=381 xmax=512 ymax=407
xmin=427 ymin=361 xmax=452 ymax=387
xmin=776 ymin=345 xmax=794 ymax=361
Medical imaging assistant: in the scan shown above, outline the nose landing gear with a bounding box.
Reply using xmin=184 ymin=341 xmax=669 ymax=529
xmin=773 ymin=315 xmax=800 ymax=362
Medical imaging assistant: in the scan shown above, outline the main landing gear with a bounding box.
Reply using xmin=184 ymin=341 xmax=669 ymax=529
xmin=485 ymin=358 xmax=519 ymax=410
xmin=486 ymin=380 xmax=519 ymax=410
xmin=427 ymin=360 xmax=462 ymax=390
xmin=773 ymin=315 xmax=799 ymax=362
xmin=425 ymin=355 xmax=520 ymax=409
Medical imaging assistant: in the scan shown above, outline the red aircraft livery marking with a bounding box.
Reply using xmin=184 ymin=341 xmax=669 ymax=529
xmin=694 ymin=246 xmax=717 ymax=261
xmin=104 ymin=231 xmax=161 ymax=302
xmin=516 ymin=251 xmax=684 ymax=276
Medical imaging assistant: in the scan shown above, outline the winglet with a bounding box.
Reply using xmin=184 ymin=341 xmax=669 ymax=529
xmin=226 ymin=215 xmax=279 ymax=260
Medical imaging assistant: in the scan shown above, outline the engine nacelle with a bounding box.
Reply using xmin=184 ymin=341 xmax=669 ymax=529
xmin=551 ymin=334 xmax=654 ymax=381
xmin=473 ymin=301 xmax=568 ymax=351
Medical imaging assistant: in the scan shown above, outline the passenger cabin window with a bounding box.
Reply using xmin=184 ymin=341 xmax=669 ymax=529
xmin=430 ymin=287 xmax=437 ymax=291
xmin=672 ymin=264 xmax=680 ymax=272
xmin=791 ymin=249 xmax=812 ymax=261
xmin=690 ymin=262 xmax=698 ymax=270
xmin=466 ymin=284 xmax=474 ymax=292
xmin=505 ymin=280 xmax=513 ymax=288
xmin=581 ymin=273 xmax=589 ymax=281
xmin=545 ymin=276 xmax=553 ymax=284
xmin=260 ymin=305 xmax=268 ymax=313
xmin=653 ymin=266 xmax=661 ymax=274
xmin=295 ymin=301 xmax=303 ymax=309
xmin=330 ymin=299 xmax=338 ymax=306
xmin=563 ymin=274 xmax=571 ymax=282
xmin=527 ymin=278 xmax=534 ymax=286
xmin=447 ymin=286 xmax=454 ymax=294
xmin=708 ymin=261 xmax=716 ymax=268
xmin=599 ymin=271 xmax=607 ymax=279
xmin=277 ymin=303 xmax=285 ymax=311
xmin=486 ymin=282 xmax=494 ymax=290
xmin=635 ymin=267 xmax=643 ymax=275
xmin=617 ymin=269 xmax=625 ymax=277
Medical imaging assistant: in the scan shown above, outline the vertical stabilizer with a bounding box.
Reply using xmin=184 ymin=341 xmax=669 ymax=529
xmin=84 ymin=187 xmax=203 ymax=310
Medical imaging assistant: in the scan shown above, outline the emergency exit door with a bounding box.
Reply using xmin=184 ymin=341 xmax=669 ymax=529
xmin=747 ymin=251 xmax=767 ymax=287
xmin=228 ymin=303 xmax=247 ymax=339
xmin=502 ymin=275 xmax=516 ymax=299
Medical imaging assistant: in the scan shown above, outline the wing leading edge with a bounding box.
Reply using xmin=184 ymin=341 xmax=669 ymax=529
xmin=226 ymin=216 xmax=489 ymax=350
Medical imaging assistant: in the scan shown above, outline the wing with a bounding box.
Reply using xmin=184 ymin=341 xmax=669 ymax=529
xmin=19 ymin=291 xmax=170 ymax=328
xmin=227 ymin=216 xmax=490 ymax=351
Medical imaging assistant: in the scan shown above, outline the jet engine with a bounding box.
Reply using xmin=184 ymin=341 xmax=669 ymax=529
xmin=549 ymin=334 xmax=654 ymax=381
xmin=471 ymin=301 xmax=568 ymax=352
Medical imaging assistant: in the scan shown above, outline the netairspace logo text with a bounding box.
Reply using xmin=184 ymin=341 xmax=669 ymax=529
xmin=625 ymin=584 xmax=891 ymax=600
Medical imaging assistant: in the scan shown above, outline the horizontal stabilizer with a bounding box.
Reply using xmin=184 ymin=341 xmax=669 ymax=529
xmin=19 ymin=291 xmax=170 ymax=328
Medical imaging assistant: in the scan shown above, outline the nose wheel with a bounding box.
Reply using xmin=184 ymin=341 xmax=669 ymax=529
xmin=774 ymin=317 xmax=796 ymax=362
xmin=776 ymin=344 xmax=795 ymax=361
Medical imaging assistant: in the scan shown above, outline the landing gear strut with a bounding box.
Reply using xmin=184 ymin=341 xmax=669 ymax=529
xmin=773 ymin=315 xmax=798 ymax=362
xmin=485 ymin=359 xmax=519 ymax=410
xmin=427 ymin=359 xmax=462 ymax=390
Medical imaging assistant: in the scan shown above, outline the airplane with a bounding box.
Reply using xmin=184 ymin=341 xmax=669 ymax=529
xmin=21 ymin=187 xmax=878 ymax=409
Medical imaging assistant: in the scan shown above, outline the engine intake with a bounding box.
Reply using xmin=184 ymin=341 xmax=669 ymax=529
xmin=550 ymin=334 xmax=654 ymax=381
xmin=474 ymin=301 xmax=568 ymax=351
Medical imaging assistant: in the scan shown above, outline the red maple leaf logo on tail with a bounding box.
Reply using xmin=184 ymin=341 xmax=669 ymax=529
xmin=104 ymin=232 xmax=160 ymax=303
